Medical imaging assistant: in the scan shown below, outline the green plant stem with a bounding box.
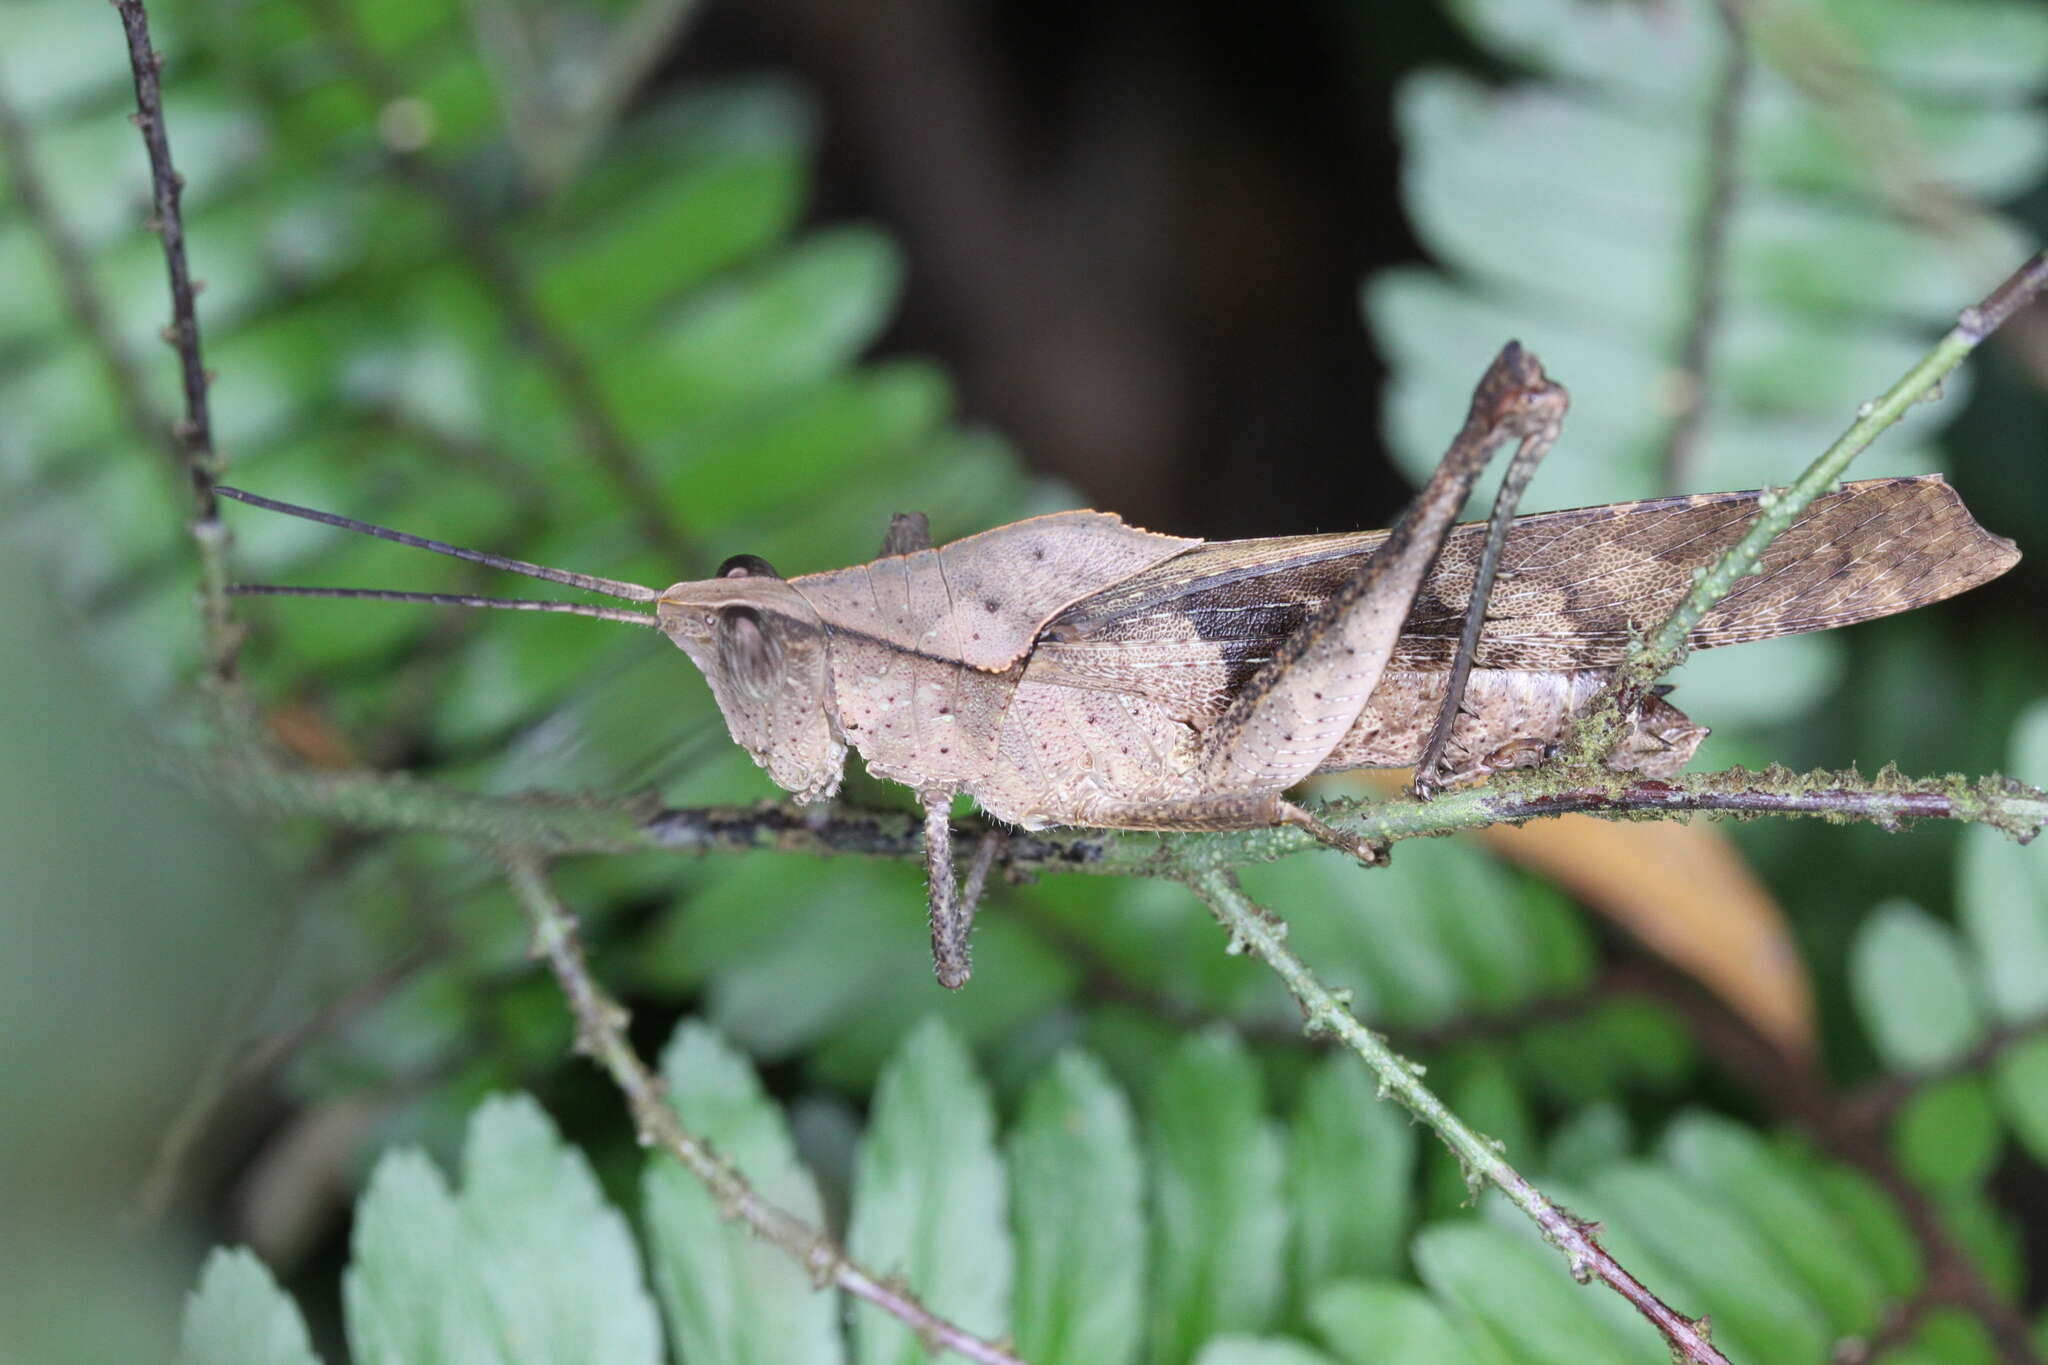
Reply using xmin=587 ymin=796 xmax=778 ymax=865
xmin=500 ymin=852 xmax=1030 ymax=1365
xmin=1187 ymin=869 xmax=1732 ymax=1365
xmin=193 ymin=749 xmax=2047 ymax=874
xmin=1630 ymin=249 xmax=2048 ymax=681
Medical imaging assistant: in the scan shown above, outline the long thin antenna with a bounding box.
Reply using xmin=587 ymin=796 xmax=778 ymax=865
xmin=228 ymin=583 xmax=659 ymax=627
xmin=216 ymin=486 xmax=662 ymax=602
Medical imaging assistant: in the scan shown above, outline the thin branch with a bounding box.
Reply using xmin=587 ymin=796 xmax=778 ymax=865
xmin=190 ymin=750 xmax=2048 ymax=873
xmin=131 ymin=987 xmax=277 ymax=1227
xmin=1832 ymin=1286 xmax=1944 ymax=1365
xmin=1619 ymin=249 xmax=2048 ymax=689
xmin=1732 ymin=0 xmax=2048 ymax=394
xmin=142 ymin=943 xmax=447 ymax=1228
xmin=1743 ymin=0 xmax=2048 ymax=396
xmin=298 ymin=0 xmax=696 ymax=567
xmin=369 ymin=405 xmax=555 ymax=517
xmin=236 ymin=934 xmax=446 ymax=1082
xmin=187 ymin=759 xmax=2048 ymax=1361
xmin=113 ymin=0 xmax=241 ymax=687
xmin=129 ymin=855 xmax=332 ymax=1226
xmin=129 ymin=831 xmax=444 ymax=1227
xmin=187 ymin=256 xmax=2048 ymax=853
xmin=499 ymin=852 xmax=1030 ymax=1365
xmin=1658 ymin=0 xmax=1749 ymax=494
xmin=1188 ymin=870 xmax=1731 ymax=1365
xmin=1842 ymin=1150 xmax=2041 ymax=1365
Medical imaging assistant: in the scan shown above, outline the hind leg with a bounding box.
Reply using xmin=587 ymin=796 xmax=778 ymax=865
xmin=1187 ymin=345 xmax=1569 ymax=797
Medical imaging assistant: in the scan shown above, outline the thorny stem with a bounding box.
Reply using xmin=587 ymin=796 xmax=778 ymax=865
xmin=113 ymin=0 xmax=241 ymax=689
xmin=1188 ymin=870 xmax=1732 ymax=1365
xmin=1625 ymin=249 xmax=2048 ymax=687
xmin=181 ymin=740 xmax=2048 ymax=1363
xmin=499 ymin=852 xmax=1029 ymax=1365
xmin=96 ymin=1 xmax=2047 ymax=1352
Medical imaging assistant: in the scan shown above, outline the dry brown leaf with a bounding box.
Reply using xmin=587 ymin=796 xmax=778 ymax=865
xmin=266 ymin=702 xmax=359 ymax=770
xmin=1479 ymin=815 xmax=1815 ymax=1057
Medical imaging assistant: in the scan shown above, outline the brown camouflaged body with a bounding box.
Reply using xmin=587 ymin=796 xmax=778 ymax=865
xmin=670 ymin=476 xmax=2016 ymax=829
xmin=786 ymin=511 xmax=1197 ymax=797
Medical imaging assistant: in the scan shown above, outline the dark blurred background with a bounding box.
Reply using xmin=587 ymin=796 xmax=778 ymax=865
xmin=685 ymin=0 xmax=1457 ymax=537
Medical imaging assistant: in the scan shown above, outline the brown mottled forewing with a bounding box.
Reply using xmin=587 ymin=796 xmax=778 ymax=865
xmin=1033 ymin=476 xmax=2018 ymax=702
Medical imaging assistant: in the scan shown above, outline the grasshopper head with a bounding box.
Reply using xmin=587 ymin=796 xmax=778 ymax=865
xmin=208 ymin=488 xmax=850 ymax=800
xmin=657 ymin=555 xmax=847 ymax=802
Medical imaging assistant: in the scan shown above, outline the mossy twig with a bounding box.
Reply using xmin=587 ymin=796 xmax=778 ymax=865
xmin=191 ymin=749 xmax=2047 ymax=873
xmin=114 ymin=0 xmax=241 ymax=690
xmin=1626 ymin=250 xmax=2048 ymax=689
xmin=501 ymin=852 xmax=1029 ymax=1365
xmin=1188 ymin=869 xmax=1732 ymax=1365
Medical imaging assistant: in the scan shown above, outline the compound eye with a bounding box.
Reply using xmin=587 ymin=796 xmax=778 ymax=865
xmin=718 ymin=553 xmax=780 ymax=580
xmin=716 ymin=604 xmax=782 ymax=697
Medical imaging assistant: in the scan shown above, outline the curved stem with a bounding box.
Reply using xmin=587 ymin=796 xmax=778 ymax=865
xmin=192 ymin=749 xmax=2048 ymax=872
xmin=1187 ymin=870 xmax=1731 ymax=1365
xmin=113 ymin=0 xmax=241 ymax=690
xmin=502 ymin=852 xmax=1030 ymax=1365
xmin=1629 ymin=250 xmax=2048 ymax=683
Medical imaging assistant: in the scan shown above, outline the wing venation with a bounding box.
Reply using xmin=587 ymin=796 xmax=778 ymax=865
xmin=1030 ymin=477 xmax=2017 ymax=706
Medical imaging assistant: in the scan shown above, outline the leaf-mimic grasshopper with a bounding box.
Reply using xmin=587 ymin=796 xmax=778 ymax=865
xmin=220 ymin=346 xmax=2020 ymax=987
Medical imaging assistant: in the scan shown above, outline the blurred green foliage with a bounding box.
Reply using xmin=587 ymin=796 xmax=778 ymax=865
xmin=3 ymin=0 xmax=2047 ymax=1361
